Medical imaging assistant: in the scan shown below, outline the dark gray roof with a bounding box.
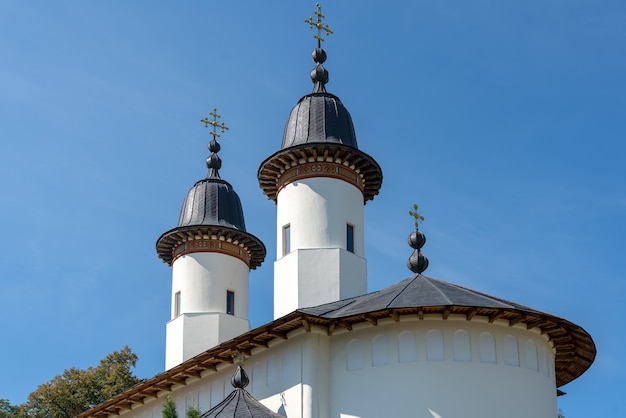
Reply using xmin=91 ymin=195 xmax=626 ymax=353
xmin=299 ymin=274 xmax=547 ymax=318
xmin=156 ymin=173 xmax=266 ymax=269
xmin=281 ymin=93 xmax=358 ymax=149
xmin=200 ymin=390 xmax=283 ymax=418
xmin=177 ymin=177 xmax=246 ymax=231
xmin=201 ymin=366 xmax=283 ymax=418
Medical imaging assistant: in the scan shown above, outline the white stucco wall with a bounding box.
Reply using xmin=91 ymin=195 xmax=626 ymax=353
xmin=276 ymin=177 xmax=365 ymax=257
xmin=171 ymin=252 xmax=250 ymax=319
xmin=327 ymin=318 xmax=557 ymax=418
xmin=166 ymin=252 xmax=251 ymax=369
xmin=114 ymin=318 xmax=558 ymax=418
xmin=274 ymin=249 xmax=367 ymax=318
xmin=274 ymin=177 xmax=367 ymax=319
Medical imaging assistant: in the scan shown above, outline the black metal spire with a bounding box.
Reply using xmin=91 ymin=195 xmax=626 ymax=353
xmin=200 ymin=107 xmax=229 ymax=179
xmin=407 ymin=204 xmax=429 ymax=274
xmin=305 ymin=3 xmax=333 ymax=93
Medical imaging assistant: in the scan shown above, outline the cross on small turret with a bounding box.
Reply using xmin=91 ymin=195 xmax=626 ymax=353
xmin=409 ymin=203 xmax=425 ymax=228
xmin=200 ymin=107 xmax=229 ymax=139
xmin=305 ymin=3 xmax=333 ymax=47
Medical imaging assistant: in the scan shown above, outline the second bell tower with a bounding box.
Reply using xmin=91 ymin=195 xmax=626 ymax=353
xmin=258 ymin=5 xmax=382 ymax=319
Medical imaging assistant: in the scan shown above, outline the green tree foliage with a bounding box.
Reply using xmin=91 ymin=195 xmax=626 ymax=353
xmin=23 ymin=346 xmax=141 ymax=418
xmin=186 ymin=402 xmax=201 ymax=418
xmin=0 ymin=399 xmax=26 ymax=418
xmin=558 ymin=409 xmax=565 ymax=418
xmin=162 ymin=396 xmax=178 ymax=418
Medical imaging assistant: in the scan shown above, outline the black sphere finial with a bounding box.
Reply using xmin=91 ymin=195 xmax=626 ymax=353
xmin=305 ymin=4 xmax=333 ymax=93
xmin=200 ymin=107 xmax=229 ymax=179
xmin=407 ymin=204 xmax=429 ymax=274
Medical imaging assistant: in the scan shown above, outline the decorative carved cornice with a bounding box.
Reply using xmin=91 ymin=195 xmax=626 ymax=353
xmin=277 ymin=160 xmax=363 ymax=195
xmin=258 ymin=143 xmax=382 ymax=203
xmin=173 ymin=238 xmax=251 ymax=266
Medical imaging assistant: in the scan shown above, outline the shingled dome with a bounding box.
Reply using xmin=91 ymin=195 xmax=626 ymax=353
xmin=156 ymin=135 xmax=266 ymax=269
xmin=177 ymin=177 xmax=246 ymax=230
xmin=281 ymin=92 xmax=358 ymax=149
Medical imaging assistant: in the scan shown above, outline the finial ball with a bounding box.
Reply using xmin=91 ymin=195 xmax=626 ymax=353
xmin=208 ymin=139 xmax=221 ymax=153
xmin=312 ymin=47 xmax=327 ymax=64
xmin=408 ymin=229 xmax=426 ymax=249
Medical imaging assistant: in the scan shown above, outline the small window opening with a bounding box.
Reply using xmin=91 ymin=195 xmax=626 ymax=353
xmin=174 ymin=291 xmax=181 ymax=317
xmin=347 ymin=224 xmax=355 ymax=253
xmin=226 ymin=290 xmax=235 ymax=315
xmin=282 ymin=224 xmax=291 ymax=256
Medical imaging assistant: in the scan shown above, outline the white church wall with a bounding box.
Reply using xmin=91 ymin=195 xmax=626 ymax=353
xmin=98 ymin=319 xmax=558 ymax=418
xmin=276 ymin=177 xmax=365 ymax=257
xmin=165 ymin=252 xmax=251 ymax=369
xmin=274 ymin=248 xmax=367 ymax=318
xmin=328 ymin=318 xmax=558 ymax=418
xmin=165 ymin=312 xmax=250 ymax=369
xmin=274 ymin=176 xmax=368 ymax=319
xmin=171 ymin=252 xmax=250 ymax=319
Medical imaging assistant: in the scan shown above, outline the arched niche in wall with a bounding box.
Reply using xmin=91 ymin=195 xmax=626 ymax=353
xmin=504 ymin=335 xmax=520 ymax=367
xmin=267 ymin=355 xmax=281 ymax=386
xmin=283 ymin=348 xmax=296 ymax=379
xmin=372 ymin=334 xmax=389 ymax=367
xmin=539 ymin=345 xmax=550 ymax=377
xmin=526 ymin=340 xmax=539 ymax=371
xmin=479 ymin=332 xmax=497 ymax=364
xmin=252 ymin=362 xmax=265 ymax=393
xmin=398 ymin=330 xmax=417 ymax=363
xmin=453 ymin=329 xmax=471 ymax=362
xmin=426 ymin=329 xmax=445 ymax=361
xmin=210 ymin=379 xmax=224 ymax=408
xmin=347 ymin=338 xmax=365 ymax=370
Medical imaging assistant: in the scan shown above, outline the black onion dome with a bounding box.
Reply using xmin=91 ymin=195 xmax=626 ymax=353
xmin=157 ymin=150 xmax=266 ymax=268
xmin=177 ymin=178 xmax=246 ymax=230
xmin=156 ymin=177 xmax=266 ymax=268
xmin=281 ymin=92 xmax=358 ymax=149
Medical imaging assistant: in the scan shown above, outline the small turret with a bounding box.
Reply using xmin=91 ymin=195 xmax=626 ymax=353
xmin=157 ymin=108 xmax=265 ymax=369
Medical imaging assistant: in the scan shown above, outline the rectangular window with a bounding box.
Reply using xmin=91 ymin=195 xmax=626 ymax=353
xmin=347 ymin=224 xmax=355 ymax=253
xmin=226 ymin=290 xmax=235 ymax=315
xmin=282 ymin=224 xmax=291 ymax=256
xmin=174 ymin=291 xmax=181 ymax=317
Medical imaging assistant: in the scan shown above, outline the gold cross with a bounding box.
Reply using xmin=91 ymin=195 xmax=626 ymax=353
xmin=409 ymin=203 xmax=425 ymax=228
xmin=200 ymin=107 xmax=229 ymax=139
xmin=305 ymin=3 xmax=333 ymax=46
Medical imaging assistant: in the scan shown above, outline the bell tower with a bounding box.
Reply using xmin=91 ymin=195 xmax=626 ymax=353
xmin=157 ymin=108 xmax=265 ymax=369
xmin=258 ymin=5 xmax=382 ymax=319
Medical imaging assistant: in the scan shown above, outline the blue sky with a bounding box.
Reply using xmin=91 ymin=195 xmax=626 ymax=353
xmin=1 ymin=1 xmax=624 ymax=416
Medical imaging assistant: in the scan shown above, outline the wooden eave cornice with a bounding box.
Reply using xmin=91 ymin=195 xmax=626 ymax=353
xmin=79 ymin=305 xmax=594 ymax=418
xmin=156 ymin=225 xmax=265 ymax=269
xmin=257 ymin=143 xmax=383 ymax=203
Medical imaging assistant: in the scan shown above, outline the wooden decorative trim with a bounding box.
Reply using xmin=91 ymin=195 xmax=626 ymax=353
xmin=173 ymin=238 xmax=250 ymax=267
xmin=258 ymin=144 xmax=383 ymax=203
xmin=277 ymin=161 xmax=363 ymax=196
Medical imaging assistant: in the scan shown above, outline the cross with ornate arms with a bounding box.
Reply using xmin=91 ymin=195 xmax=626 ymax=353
xmin=200 ymin=107 xmax=229 ymax=139
xmin=305 ymin=3 xmax=333 ymax=47
xmin=409 ymin=203 xmax=425 ymax=228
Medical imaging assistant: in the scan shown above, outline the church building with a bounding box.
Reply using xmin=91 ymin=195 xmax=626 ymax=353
xmin=79 ymin=5 xmax=595 ymax=418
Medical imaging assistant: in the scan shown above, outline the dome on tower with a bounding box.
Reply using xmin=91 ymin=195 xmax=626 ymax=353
xmin=258 ymin=39 xmax=382 ymax=203
xmin=157 ymin=114 xmax=265 ymax=269
xmin=177 ymin=177 xmax=246 ymax=231
xmin=281 ymin=92 xmax=358 ymax=149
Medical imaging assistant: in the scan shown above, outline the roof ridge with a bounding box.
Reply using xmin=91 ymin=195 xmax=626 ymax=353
xmin=385 ymin=274 xmax=422 ymax=308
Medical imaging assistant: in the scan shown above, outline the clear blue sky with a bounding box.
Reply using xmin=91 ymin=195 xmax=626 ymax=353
xmin=1 ymin=1 xmax=624 ymax=416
